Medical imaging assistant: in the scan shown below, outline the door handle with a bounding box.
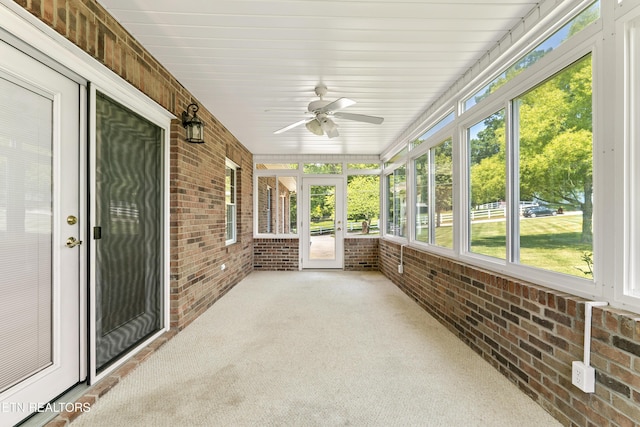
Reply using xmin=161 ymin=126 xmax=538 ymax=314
xmin=66 ymin=237 xmax=83 ymax=248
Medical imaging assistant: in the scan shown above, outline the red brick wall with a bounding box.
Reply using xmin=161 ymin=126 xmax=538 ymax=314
xmin=254 ymin=239 xmax=299 ymax=270
xmin=15 ymin=0 xmax=254 ymax=330
xmin=380 ymin=239 xmax=640 ymax=427
xmin=344 ymin=238 xmax=378 ymax=270
xmin=254 ymin=238 xmax=378 ymax=271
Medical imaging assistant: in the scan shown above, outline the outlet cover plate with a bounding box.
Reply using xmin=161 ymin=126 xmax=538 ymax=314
xmin=572 ymin=361 xmax=595 ymax=393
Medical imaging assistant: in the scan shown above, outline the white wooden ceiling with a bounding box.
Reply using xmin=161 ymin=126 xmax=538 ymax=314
xmin=97 ymin=0 xmax=538 ymax=156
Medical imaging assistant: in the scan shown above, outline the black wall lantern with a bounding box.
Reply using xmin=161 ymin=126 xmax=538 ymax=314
xmin=182 ymin=103 xmax=205 ymax=143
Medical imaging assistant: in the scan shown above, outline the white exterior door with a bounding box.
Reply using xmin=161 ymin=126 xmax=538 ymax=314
xmin=302 ymin=178 xmax=344 ymax=269
xmin=0 ymin=41 xmax=82 ymax=426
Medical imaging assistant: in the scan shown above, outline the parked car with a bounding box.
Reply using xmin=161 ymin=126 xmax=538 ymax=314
xmin=523 ymin=206 xmax=557 ymax=218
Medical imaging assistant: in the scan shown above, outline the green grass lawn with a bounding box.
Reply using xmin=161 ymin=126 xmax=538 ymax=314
xmin=419 ymin=214 xmax=593 ymax=278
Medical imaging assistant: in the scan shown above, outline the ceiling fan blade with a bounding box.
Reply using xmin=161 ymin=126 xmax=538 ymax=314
xmin=333 ymin=112 xmax=384 ymax=125
xmin=274 ymin=119 xmax=308 ymax=134
xmin=316 ymin=97 xmax=356 ymax=114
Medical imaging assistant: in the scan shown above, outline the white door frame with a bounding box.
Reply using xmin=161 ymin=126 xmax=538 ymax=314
xmin=0 ymin=40 xmax=85 ymax=427
xmin=0 ymin=1 xmax=173 ymax=419
xmin=301 ymin=177 xmax=344 ymax=269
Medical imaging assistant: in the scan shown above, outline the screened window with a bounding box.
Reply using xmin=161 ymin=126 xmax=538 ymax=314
xmin=468 ymin=110 xmax=506 ymax=259
xmin=515 ymin=54 xmax=593 ymax=277
xmin=225 ymin=161 xmax=237 ymax=244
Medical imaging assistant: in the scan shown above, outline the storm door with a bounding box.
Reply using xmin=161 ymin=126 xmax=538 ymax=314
xmin=93 ymin=92 xmax=164 ymax=372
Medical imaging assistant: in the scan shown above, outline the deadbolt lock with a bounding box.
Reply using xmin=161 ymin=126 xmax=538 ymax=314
xmin=67 ymin=215 xmax=78 ymax=225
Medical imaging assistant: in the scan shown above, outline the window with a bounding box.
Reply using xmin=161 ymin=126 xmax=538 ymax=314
xmin=468 ymin=110 xmax=506 ymax=259
xmin=225 ymin=160 xmax=237 ymax=244
xmin=257 ymin=177 xmax=275 ymax=234
xmin=347 ymin=174 xmax=380 ymax=235
xmin=414 ymin=152 xmax=429 ymax=243
xmin=515 ymin=54 xmax=593 ymax=277
xmin=386 ymin=166 xmax=406 ymax=238
xmin=348 ymin=163 xmax=380 ymax=170
xmin=464 ymin=1 xmax=600 ymax=111
xmin=413 ymin=138 xmax=454 ymax=248
xmin=412 ymin=112 xmax=455 ymax=150
xmin=628 ymin=15 xmax=640 ymax=298
xmin=303 ymin=163 xmax=342 ymax=174
xmin=256 ymin=163 xmax=298 ymax=170
xmin=257 ymin=175 xmax=297 ymax=235
xmin=384 ymin=148 xmax=408 ymax=168
xmin=277 ymin=177 xmax=297 ymax=234
xmin=433 ymin=139 xmax=454 ymax=248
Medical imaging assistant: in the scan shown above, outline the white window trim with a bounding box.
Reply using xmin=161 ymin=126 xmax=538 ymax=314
xmin=618 ymin=6 xmax=640 ymax=311
xmin=253 ymin=156 xmax=381 ymax=239
xmin=383 ymin=1 xmax=636 ymax=310
xmin=226 ymin=159 xmax=238 ymax=245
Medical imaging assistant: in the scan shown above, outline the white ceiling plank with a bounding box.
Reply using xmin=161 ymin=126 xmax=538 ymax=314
xmin=97 ymin=0 xmax=540 ymax=155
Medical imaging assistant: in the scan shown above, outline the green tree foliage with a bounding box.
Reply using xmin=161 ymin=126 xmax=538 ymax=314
xmin=346 ymin=175 xmax=379 ymax=232
xmin=470 ymin=54 xmax=593 ymax=243
xmin=310 ymin=185 xmax=334 ymax=222
xmin=434 ymin=139 xmax=453 ymax=226
xmin=469 ymin=111 xmax=506 ymax=207
xmin=519 ymin=56 xmax=593 ymax=242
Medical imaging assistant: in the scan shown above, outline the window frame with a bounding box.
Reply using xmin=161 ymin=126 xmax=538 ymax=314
xmin=458 ymin=42 xmax=601 ymax=299
xmin=620 ymin=9 xmax=640 ymax=308
xmin=383 ymin=163 xmax=408 ymax=240
xmin=225 ymin=159 xmax=238 ymax=245
xmin=253 ymin=158 xmax=380 ymax=239
xmin=381 ymin=1 xmax=609 ymax=305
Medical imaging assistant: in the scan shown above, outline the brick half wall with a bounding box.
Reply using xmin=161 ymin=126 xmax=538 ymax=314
xmin=254 ymin=239 xmax=299 ymax=270
xmin=380 ymin=239 xmax=640 ymax=427
xmin=344 ymin=238 xmax=378 ymax=270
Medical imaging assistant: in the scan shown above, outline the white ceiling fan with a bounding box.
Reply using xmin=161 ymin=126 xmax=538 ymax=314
xmin=274 ymin=85 xmax=384 ymax=139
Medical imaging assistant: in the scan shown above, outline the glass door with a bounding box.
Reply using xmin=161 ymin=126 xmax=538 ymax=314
xmin=302 ymin=178 xmax=344 ymax=269
xmin=93 ymin=92 xmax=164 ymax=372
xmin=0 ymin=41 xmax=82 ymax=426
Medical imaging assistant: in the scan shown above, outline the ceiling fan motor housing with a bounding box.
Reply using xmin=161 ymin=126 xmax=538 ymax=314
xmin=308 ymin=99 xmax=332 ymax=113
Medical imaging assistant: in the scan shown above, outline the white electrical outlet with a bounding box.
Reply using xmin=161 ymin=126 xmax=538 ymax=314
xmin=398 ymin=264 xmax=403 ymax=274
xmin=572 ymin=361 xmax=595 ymax=393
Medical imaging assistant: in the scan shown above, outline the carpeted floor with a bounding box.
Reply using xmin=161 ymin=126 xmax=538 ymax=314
xmin=72 ymin=271 xmax=561 ymax=426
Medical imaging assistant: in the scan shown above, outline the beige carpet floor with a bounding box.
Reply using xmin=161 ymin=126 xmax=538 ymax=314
xmin=72 ymin=271 xmax=561 ymax=426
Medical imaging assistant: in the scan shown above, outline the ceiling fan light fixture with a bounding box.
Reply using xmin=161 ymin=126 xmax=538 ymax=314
xmin=320 ymin=117 xmax=339 ymax=138
xmin=305 ymin=119 xmax=324 ymax=136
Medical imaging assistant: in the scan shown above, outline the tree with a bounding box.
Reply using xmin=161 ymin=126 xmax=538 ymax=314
xmin=518 ymin=56 xmax=593 ymax=242
xmin=470 ymin=55 xmax=593 ymax=242
xmin=469 ymin=111 xmax=506 ymax=207
xmin=346 ymin=175 xmax=380 ymax=232
xmin=434 ymin=139 xmax=454 ymax=227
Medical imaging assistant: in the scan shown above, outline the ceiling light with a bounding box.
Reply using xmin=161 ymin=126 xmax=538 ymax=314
xmin=305 ymin=119 xmax=323 ymax=136
xmin=320 ymin=117 xmax=339 ymax=138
